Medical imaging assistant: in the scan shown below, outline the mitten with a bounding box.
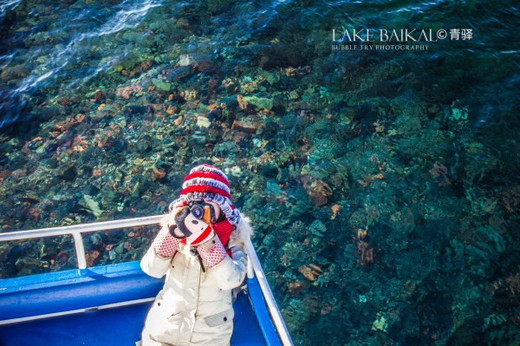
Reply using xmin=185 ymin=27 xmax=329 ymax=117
xmin=196 ymin=235 xmax=227 ymax=268
xmin=152 ymin=226 xmax=180 ymax=258
xmin=152 ymin=199 xmax=186 ymax=257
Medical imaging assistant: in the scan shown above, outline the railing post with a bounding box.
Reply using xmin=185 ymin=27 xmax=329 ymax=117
xmin=72 ymin=232 xmax=87 ymax=270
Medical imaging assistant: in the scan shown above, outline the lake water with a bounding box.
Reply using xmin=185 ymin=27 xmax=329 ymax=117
xmin=0 ymin=0 xmax=519 ymax=344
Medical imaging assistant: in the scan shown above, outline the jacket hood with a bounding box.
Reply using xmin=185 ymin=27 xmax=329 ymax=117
xmin=230 ymin=212 xmax=253 ymax=247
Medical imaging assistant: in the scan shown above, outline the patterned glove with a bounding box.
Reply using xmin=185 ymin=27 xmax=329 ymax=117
xmin=151 ymin=199 xmax=186 ymax=257
xmin=196 ymin=235 xmax=227 ymax=268
xmin=152 ymin=226 xmax=180 ymax=258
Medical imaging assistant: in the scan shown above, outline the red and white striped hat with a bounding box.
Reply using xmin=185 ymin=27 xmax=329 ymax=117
xmin=171 ymin=163 xmax=242 ymax=225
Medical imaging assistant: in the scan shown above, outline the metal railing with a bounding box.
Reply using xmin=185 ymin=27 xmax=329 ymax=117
xmin=0 ymin=215 xmax=293 ymax=346
xmin=245 ymin=238 xmax=294 ymax=346
xmin=0 ymin=215 xmax=164 ymax=270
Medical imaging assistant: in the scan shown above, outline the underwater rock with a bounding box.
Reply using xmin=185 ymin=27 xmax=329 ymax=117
xmin=388 ymin=207 xmax=415 ymax=235
xmin=58 ymin=98 xmax=74 ymax=106
xmin=265 ymin=180 xmax=283 ymax=197
xmin=141 ymin=60 xmax=153 ymax=72
xmin=231 ymin=119 xmax=262 ymax=133
xmin=289 ymin=90 xmax=299 ymax=100
xmin=191 ymin=131 xmax=208 ymax=144
xmin=0 ymin=170 xmax=11 ymax=181
xmin=150 ymin=167 xmax=166 ymax=181
xmin=237 ymin=95 xmax=248 ymax=110
xmin=57 ymin=165 xmax=77 ymax=182
xmin=283 ymin=66 xmax=311 ymax=77
xmin=501 ymin=184 xmax=520 ymax=214
xmin=358 ymin=173 xmax=384 ymax=187
xmin=24 ymin=136 xmax=44 ymax=150
xmin=91 ymin=90 xmax=106 ymax=103
xmin=444 ymin=101 xmax=469 ymax=122
xmin=243 ymin=96 xmax=273 ymax=110
xmin=206 ymin=0 xmax=234 ymax=14
xmin=261 ymin=70 xmax=280 ymax=85
xmin=175 ymin=18 xmax=190 ymax=29
xmin=0 ymin=64 xmax=30 ymax=82
xmin=224 ymin=165 xmax=242 ymax=178
xmin=206 ymin=108 xmax=222 ymax=122
xmin=260 ymin=163 xmax=278 ymax=178
xmin=89 ymin=233 xmax=104 ymax=247
xmin=261 ymin=120 xmax=280 ymax=139
xmin=123 ymin=104 xmax=151 ymax=116
xmin=190 ymin=54 xmax=214 ymax=73
xmin=114 ymin=243 xmax=125 ymax=254
xmin=15 ymin=257 xmax=40 ymax=275
xmin=81 ymin=194 xmax=103 ymax=218
xmin=309 ymin=219 xmax=327 ymax=237
xmin=178 ymin=54 xmax=192 ymax=66
xmin=429 ymin=162 xmax=452 ymax=186
xmin=107 ymin=139 xmax=128 ymax=155
xmin=371 ymin=312 xmax=388 ymax=332
xmin=213 ymin=141 xmax=239 ymax=156
xmin=196 ymin=116 xmax=211 ymax=129
xmin=298 ymin=264 xmax=323 ymax=282
xmin=239 ymin=76 xmax=260 ymax=94
xmin=152 ymin=78 xmax=171 ymax=92
xmin=10 ymin=168 xmax=27 ymax=181
xmin=252 ymin=137 xmax=263 ymax=148
xmin=288 ymin=280 xmax=304 ymax=296
xmin=170 ymin=65 xmax=194 ymax=82
xmin=356 ymin=227 xmax=374 ymax=267
xmin=85 ymin=250 xmax=100 ymax=267
xmin=304 ymin=179 xmax=333 ymax=206
xmin=393 ymin=110 xmax=422 ymax=135
xmin=348 ymin=209 xmax=367 ymax=232
xmin=116 ymin=85 xmax=142 ymax=100
xmin=330 ymin=204 xmax=341 ymax=220
xmin=165 ymin=104 xmax=177 ymax=115
xmin=222 ymin=79 xmax=238 ymax=94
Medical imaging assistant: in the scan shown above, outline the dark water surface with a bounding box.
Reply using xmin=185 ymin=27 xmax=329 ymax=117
xmin=0 ymin=0 xmax=519 ymax=344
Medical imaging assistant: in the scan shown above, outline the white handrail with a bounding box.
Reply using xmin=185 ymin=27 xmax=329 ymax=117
xmin=0 ymin=215 xmax=293 ymax=345
xmin=0 ymin=215 xmax=165 ymax=241
xmin=0 ymin=215 xmax=164 ymax=270
xmin=245 ymin=238 xmax=294 ymax=346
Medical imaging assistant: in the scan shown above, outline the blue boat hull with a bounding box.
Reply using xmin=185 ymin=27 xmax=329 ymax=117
xmin=0 ymin=261 xmax=279 ymax=345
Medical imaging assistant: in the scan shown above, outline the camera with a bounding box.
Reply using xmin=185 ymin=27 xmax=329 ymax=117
xmin=187 ymin=199 xmax=216 ymax=223
xmin=169 ymin=199 xmax=216 ymax=239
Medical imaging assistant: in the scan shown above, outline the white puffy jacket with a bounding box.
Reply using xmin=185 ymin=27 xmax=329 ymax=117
xmin=139 ymin=214 xmax=252 ymax=346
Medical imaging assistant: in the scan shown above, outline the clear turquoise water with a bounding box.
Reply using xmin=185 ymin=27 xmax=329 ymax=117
xmin=0 ymin=0 xmax=519 ymax=344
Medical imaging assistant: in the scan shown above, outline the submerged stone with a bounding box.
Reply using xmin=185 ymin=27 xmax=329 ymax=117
xmin=243 ymin=96 xmax=273 ymax=110
xmin=265 ymin=179 xmax=283 ymax=196
xmin=152 ymin=78 xmax=171 ymax=92
xmin=82 ymin=194 xmax=103 ymax=218
xmin=196 ymin=116 xmax=211 ymax=128
xmin=57 ymin=165 xmax=77 ymax=182
xmin=178 ymin=55 xmax=192 ymax=66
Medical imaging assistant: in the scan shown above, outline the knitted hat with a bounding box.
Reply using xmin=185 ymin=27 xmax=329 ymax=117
xmin=171 ymin=164 xmax=242 ymax=226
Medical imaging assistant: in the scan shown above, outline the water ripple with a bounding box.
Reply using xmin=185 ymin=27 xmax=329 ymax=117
xmin=13 ymin=0 xmax=163 ymax=95
xmin=0 ymin=0 xmax=22 ymax=19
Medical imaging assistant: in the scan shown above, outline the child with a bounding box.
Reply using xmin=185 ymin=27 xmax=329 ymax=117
xmin=139 ymin=164 xmax=252 ymax=346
